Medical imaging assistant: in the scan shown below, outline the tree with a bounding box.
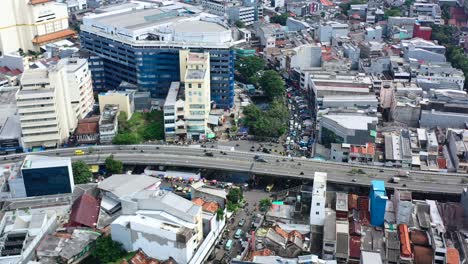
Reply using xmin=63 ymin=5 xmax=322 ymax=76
xmin=242 ymin=101 xmax=288 ymax=138
xmin=113 ymin=133 xmax=140 ymax=145
xmin=259 ymin=70 xmax=285 ymax=101
xmin=235 ymin=56 xmax=265 ymax=80
xmin=216 ymin=208 xmax=225 ymax=221
xmin=384 ymin=8 xmax=401 ymax=19
xmin=227 ymin=187 xmax=243 ymax=204
xmin=270 ymin=13 xmax=288 ymax=25
xmin=259 ymin=198 xmax=272 ymax=211
xmin=72 ymin=161 xmax=92 ymax=184
xmin=235 ymin=20 xmax=245 ymax=28
xmin=320 ymin=11 xmax=326 ymax=18
xmin=105 ymin=155 xmax=123 ymax=175
xmin=90 ymin=236 xmax=126 ymax=263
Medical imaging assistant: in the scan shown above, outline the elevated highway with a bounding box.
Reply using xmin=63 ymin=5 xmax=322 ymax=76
xmin=1 ymin=145 xmax=466 ymax=195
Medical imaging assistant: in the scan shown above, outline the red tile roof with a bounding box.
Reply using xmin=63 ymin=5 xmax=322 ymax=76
xmin=69 ymin=194 xmax=100 ymax=228
xmin=32 ymin=29 xmax=76 ymax=45
xmin=437 ymin=157 xmax=447 ymax=169
xmin=192 ymin=197 xmax=205 ymax=206
xmin=130 ymin=249 xmax=160 ymax=264
xmin=273 ymin=225 xmax=289 ymax=239
xmin=202 ymin=201 xmax=219 ymax=213
xmin=76 ymin=120 xmax=99 ymax=135
xmin=192 ymin=198 xmax=219 ymax=213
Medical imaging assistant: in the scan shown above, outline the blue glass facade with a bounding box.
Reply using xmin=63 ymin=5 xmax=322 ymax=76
xmin=80 ymin=31 xmax=235 ymax=109
xmin=369 ymin=180 xmax=387 ymax=226
xmin=22 ymin=166 xmax=72 ymax=197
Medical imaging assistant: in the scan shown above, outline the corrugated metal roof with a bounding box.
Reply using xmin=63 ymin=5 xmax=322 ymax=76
xmin=446 ymin=248 xmax=460 ymax=264
xmin=349 ymin=236 xmax=361 ymax=259
xmin=410 ymin=230 xmax=430 ymax=247
xmin=413 ymin=246 xmax=433 ymax=264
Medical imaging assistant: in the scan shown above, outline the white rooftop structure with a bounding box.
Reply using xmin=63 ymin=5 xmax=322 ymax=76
xmin=322 ymin=115 xmax=378 ymax=131
xmin=82 ymin=7 xmax=235 ymax=48
xmin=22 ymin=155 xmax=71 ymax=170
xmin=310 ymin=172 xmax=327 ymax=226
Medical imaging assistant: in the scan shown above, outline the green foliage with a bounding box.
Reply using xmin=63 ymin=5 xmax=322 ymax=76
xmin=242 ymin=100 xmax=288 ymax=138
xmin=384 ymin=8 xmax=401 ymax=19
xmin=112 ymin=133 xmax=140 ymax=145
xmin=431 ymin=25 xmax=468 ymax=90
xmin=90 ymin=236 xmax=126 ymax=264
xmin=270 ymin=13 xmax=288 ymax=25
xmin=72 ymin=161 xmax=92 ymax=184
xmin=227 ymin=187 xmax=243 ymax=204
xmin=235 ymin=56 xmax=265 ymax=81
xmin=320 ymin=11 xmax=326 ymax=18
xmin=216 ymin=208 xmax=225 ymax=221
xmin=114 ymin=111 xmax=164 ymax=144
xmin=404 ymin=0 xmax=415 ymax=6
xmin=235 ymin=20 xmax=245 ymax=28
xmin=321 ymin=127 xmax=344 ymax=148
xmin=226 ymin=200 xmax=239 ymax=212
xmin=259 ymin=70 xmax=285 ymax=102
xmin=259 ymin=198 xmax=272 ymax=211
xmin=105 ymin=155 xmax=123 ymax=175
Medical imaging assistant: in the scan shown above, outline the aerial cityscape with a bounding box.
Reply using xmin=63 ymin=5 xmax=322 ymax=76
xmin=0 ymin=0 xmax=468 ymax=263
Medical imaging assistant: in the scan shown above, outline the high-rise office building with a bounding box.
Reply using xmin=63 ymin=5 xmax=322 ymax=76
xmin=0 ymin=0 xmax=75 ymax=55
xmin=16 ymin=58 xmax=94 ymax=150
xmin=80 ymin=7 xmax=236 ymax=109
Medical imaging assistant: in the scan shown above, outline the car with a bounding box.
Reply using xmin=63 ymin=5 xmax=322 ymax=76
xmin=352 ymin=178 xmax=357 ymax=182
xmin=254 ymin=155 xmax=267 ymax=162
xmin=74 ymin=150 xmax=85 ymax=155
xmin=238 ymin=219 xmax=245 ymax=227
xmin=379 ymin=169 xmax=384 ymax=172
xmin=205 ymin=152 xmax=214 ymax=157
xmin=300 ymin=171 xmax=304 ymax=175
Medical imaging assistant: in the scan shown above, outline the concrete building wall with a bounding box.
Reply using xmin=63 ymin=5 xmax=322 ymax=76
xmin=98 ymin=91 xmax=134 ymax=120
xmin=420 ymin=110 xmax=468 ymax=129
xmin=290 ymin=45 xmax=322 ymax=70
xmin=0 ymin=0 xmax=69 ymax=54
xmin=16 ymin=63 xmax=83 ymax=149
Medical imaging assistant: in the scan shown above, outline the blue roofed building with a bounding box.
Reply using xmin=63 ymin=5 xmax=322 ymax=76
xmin=80 ymin=7 xmax=237 ymax=109
xmin=369 ymin=180 xmax=388 ymax=226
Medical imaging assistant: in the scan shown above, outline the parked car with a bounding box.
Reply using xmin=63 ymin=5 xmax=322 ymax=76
xmin=239 ymin=219 xmax=245 ymax=227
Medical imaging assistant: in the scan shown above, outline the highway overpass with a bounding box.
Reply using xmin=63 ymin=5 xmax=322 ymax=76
xmin=1 ymin=145 xmax=466 ymax=195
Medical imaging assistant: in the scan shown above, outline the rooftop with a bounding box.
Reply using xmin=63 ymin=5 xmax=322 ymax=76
xmin=22 ymin=155 xmax=71 ymax=170
xmin=98 ymin=174 xmax=161 ymax=198
xmin=323 ymin=115 xmax=378 ymax=131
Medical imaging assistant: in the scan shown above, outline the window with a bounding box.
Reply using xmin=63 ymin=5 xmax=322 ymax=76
xmin=316 ymin=202 xmax=320 ymax=206
xmin=189 ymin=84 xmax=192 ymax=88
xmin=198 ymin=84 xmax=201 ymax=88
xmin=315 ymin=211 xmax=319 ymax=215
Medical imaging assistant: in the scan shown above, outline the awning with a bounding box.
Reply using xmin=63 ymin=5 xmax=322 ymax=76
xmin=32 ymin=29 xmax=76 ymax=45
xmin=207 ymin=133 xmax=216 ymax=139
xmin=30 ymin=0 xmax=51 ymax=4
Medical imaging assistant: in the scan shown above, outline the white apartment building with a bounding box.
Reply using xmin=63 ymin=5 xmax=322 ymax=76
xmin=62 ymin=58 xmax=94 ymax=119
xmin=111 ymin=190 xmax=203 ymax=264
xmin=164 ymin=82 xmax=185 ymax=142
xmin=16 ymin=58 xmax=94 ymax=150
xmin=310 ymin=172 xmax=327 ymax=226
xmin=180 ymin=50 xmax=211 ymax=140
xmin=0 ymin=0 xmax=74 ymax=54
